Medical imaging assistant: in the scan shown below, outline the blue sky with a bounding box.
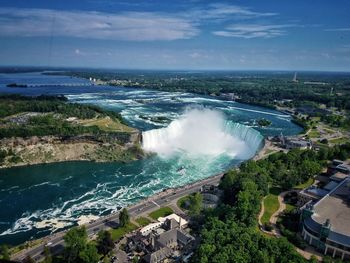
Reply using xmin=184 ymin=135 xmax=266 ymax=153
xmin=0 ymin=0 xmax=349 ymax=71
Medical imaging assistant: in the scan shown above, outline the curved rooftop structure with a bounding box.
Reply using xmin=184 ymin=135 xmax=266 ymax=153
xmin=301 ymin=177 xmax=350 ymax=260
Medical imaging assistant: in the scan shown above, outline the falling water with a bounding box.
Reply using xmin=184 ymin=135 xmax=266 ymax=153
xmin=142 ymin=108 xmax=264 ymax=159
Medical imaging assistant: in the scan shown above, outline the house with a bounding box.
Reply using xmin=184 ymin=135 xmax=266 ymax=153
xmin=284 ymin=138 xmax=312 ymax=150
xmin=126 ymin=214 xmax=195 ymax=263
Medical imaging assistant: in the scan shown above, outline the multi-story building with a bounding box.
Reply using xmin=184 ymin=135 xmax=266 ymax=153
xmin=300 ymin=177 xmax=350 ymax=260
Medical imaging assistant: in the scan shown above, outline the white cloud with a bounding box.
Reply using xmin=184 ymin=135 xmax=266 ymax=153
xmin=325 ymin=28 xmax=350 ymax=32
xmin=213 ymin=24 xmax=293 ymax=39
xmin=203 ymin=3 xmax=277 ymax=19
xmin=0 ymin=4 xmax=283 ymax=41
xmin=0 ymin=8 xmax=198 ymax=41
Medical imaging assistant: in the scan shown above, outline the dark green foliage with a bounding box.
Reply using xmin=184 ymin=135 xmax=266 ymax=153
xmin=0 ymin=95 xmax=125 ymax=139
xmin=63 ymin=226 xmax=88 ymax=263
xmin=48 ymin=70 xmax=350 ymax=111
xmin=119 ymin=208 xmax=130 ymax=227
xmin=278 ymin=209 xmax=307 ymax=249
xmin=321 ymin=114 xmax=349 ymax=129
xmin=96 ymin=230 xmax=114 ymax=256
xmin=24 ymin=255 xmax=36 ymax=263
xmin=291 ymin=117 xmax=310 ymax=133
xmin=264 ymin=223 xmax=273 ymax=231
xmin=0 ymin=94 xmax=123 ymax=120
xmin=188 ymin=192 xmax=203 ymax=216
xmin=194 ymin=144 xmax=350 ymax=263
xmin=78 ymin=243 xmax=99 ymax=263
xmin=62 ymin=226 xmax=101 ymax=263
xmin=0 ymin=244 xmax=10 ymax=260
xmin=193 ymin=216 xmax=306 ymax=263
xmin=0 ymin=149 xmax=7 ymax=164
xmin=43 ymin=246 xmax=52 ymax=263
xmin=239 ymin=149 xmax=324 ymax=190
xmin=257 ymin=118 xmax=271 ymax=127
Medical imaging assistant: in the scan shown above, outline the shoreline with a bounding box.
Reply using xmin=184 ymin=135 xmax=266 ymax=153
xmin=7 ymin=142 xmax=267 ymax=250
xmin=8 ymin=133 xmax=285 ymax=261
xmin=9 ymin=172 xmax=224 ymax=261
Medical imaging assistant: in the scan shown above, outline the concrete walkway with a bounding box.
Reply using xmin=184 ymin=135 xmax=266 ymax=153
xmin=258 ymin=196 xmax=266 ymax=227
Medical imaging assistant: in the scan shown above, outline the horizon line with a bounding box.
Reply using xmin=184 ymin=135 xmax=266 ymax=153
xmin=1 ymin=65 xmax=350 ymax=74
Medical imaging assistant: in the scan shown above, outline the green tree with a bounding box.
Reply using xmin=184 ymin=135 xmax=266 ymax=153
xmin=24 ymin=255 xmax=36 ymax=263
xmin=132 ymin=256 xmax=140 ymax=263
xmin=119 ymin=208 xmax=130 ymax=227
xmin=0 ymin=244 xmax=10 ymax=260
xmin=188 ymin=192 xmax=203 ymax=216
xmin=63 ymin=226 xmax=88 ymax=263
xmin=97 ymin=230 xmax=114 ymax=256
xmin=298 ymin=160 xmax=321 ymax=180
xmin=43 ymin=246 xmax=52 ymax=263
xmin=235 ymin=180 xmax=261 ymax=226
xmin=309 ymin=255 xmax=318 ymax=263
xmin=79 ymin=243 xmax=100 ymax=263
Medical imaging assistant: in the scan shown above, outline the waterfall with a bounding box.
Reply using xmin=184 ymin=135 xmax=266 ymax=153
xmin=223 ymin=122 xmax=264 ymax=156
xmin=141 ymin=108 xmax=264 ymax=159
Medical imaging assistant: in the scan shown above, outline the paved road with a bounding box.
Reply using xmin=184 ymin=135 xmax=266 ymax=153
xmin=12 ymin=173 xmax=223 ymax=262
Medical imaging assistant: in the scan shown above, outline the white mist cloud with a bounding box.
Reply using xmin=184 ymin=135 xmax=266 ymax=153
xmin=142 ymin=108 xmax=250 ymax=158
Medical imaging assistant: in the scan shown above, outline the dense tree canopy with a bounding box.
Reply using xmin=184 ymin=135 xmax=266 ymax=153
xmin=63 ymin=226 xmax=99 ymax=263
xmin=188 ymin=192 xmax=203 ymax=216
xmin=193 ymin=144 xmax=350 ymax=263
xmin=97 ymin=230 xmax=114 ymax=256
xmin=119 ymin=208 xmax=130 ymax=227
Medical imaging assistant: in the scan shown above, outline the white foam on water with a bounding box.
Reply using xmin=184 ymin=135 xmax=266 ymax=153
xmin=142 ymin=108 xmax=263 ymax=159
xmin=227 ymin=106 xmax=290 ymax=118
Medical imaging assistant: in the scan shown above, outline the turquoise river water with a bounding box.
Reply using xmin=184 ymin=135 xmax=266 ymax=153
xmin=0 ymin=72 xmax=302 ymax=245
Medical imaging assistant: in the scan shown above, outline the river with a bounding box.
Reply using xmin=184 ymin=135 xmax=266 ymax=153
xmin=0 ymin=72 xmax=302 ymax=245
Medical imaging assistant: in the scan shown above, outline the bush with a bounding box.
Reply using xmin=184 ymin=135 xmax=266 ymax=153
xmin=320 ymin=138 xmax=328 ymax=144
xmin=264 ymin=223 xmax=273 ymax=231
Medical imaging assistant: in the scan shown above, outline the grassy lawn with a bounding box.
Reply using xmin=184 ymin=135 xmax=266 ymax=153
xmin=110 ymin=223 xmax=137 ymax=241
xmin=261 ymin=187 xmax=281 ymax=225
xmin=323 ymin=127 xmax=336 ymax=135
xmin=135 ymin=217 xmax=152 ymax=227
xmin=79 ymin=116 xmax=135 ymax=132
xmin=285 ymin=204 xmax=296 ymax=213
xmin=329 ymin=137 xmax=350 ymax=145
xmin=294 ymin=178 xmax=314 ymax=190
xmin=177 ymin=195 xmax=190 ymax=210
xmin=308 ymin=129 xmax=320 ymax=138
xmin=149 ymin=207 xmax=174 ymax=220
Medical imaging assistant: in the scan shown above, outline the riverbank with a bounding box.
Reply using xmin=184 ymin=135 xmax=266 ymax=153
xmin=8 ymin=136 xmax=284 ymax=261
xmin=0 ymin=134 xmax=143 ymax=169
xmin=0 ymin=95 xmax=144 ymax=169
xmin=10 ymin=172 xmax=224 ymax=262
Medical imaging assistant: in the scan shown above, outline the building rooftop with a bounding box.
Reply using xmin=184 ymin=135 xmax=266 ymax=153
xmin=300 ymin=186 xmax=329 ymax=200
xmin=312 ymin=178 xmax=350 ymax=237
xmin=323 ymin=181 xmax=339 ymax=191
xmin=144 ymin=247 xmax=172 ymax=263
xmin=330 ymin=172 xmax=349 ymax=182
xmin=158 ymin=213 xmax=188 ymax=228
